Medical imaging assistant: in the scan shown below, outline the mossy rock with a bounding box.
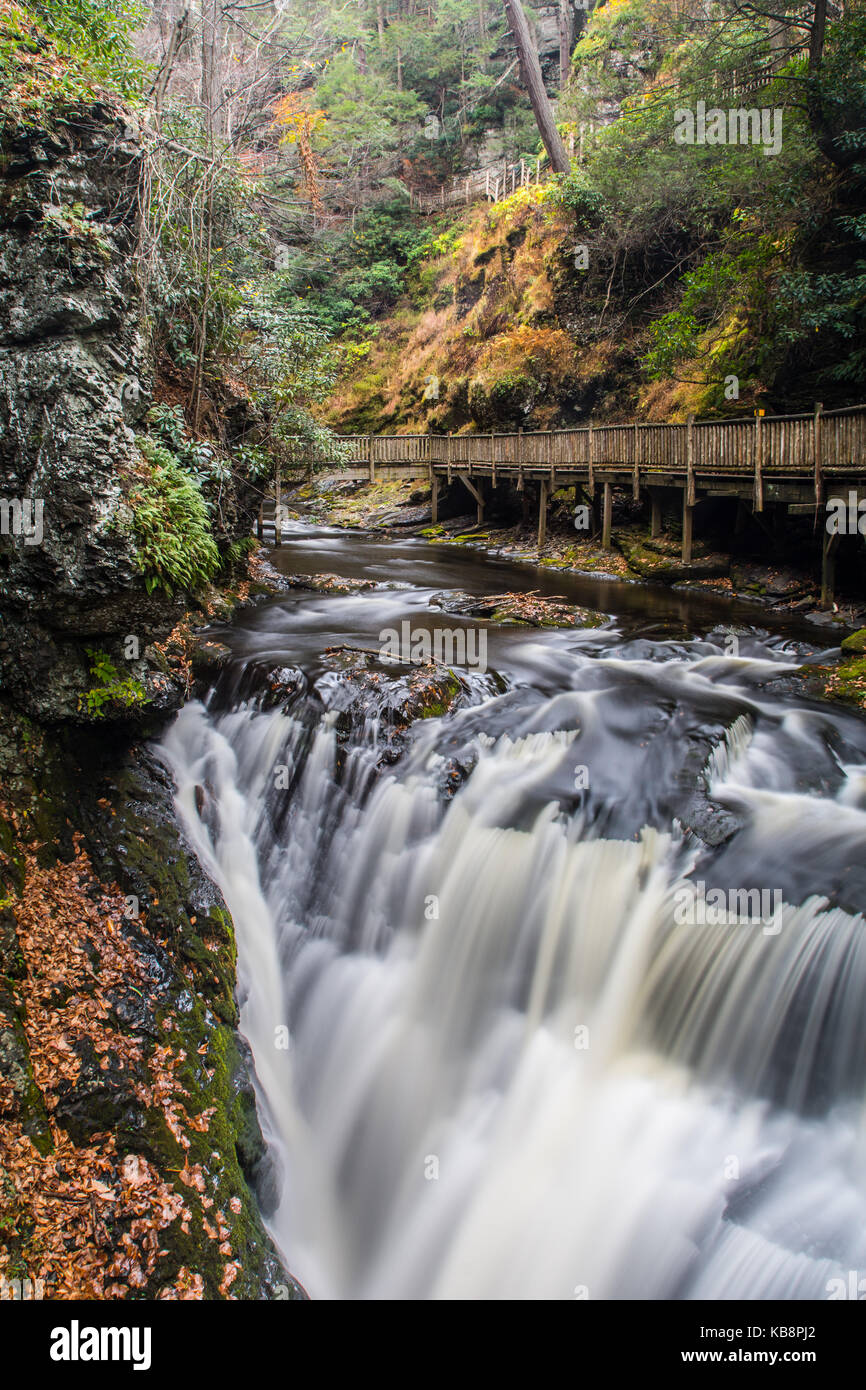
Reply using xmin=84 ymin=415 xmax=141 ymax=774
xmin=829 ymin=655 xmax=866 ymax=706
xmin=840 ymin=628 xmax=866 ymax=654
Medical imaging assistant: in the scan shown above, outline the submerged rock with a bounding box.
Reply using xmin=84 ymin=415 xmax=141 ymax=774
xmin=319 ymin=645 xmax=464 ymax=763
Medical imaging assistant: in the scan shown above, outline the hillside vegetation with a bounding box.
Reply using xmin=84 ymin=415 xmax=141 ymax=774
xmin=315 ymin=0 xmax=866 ymax=431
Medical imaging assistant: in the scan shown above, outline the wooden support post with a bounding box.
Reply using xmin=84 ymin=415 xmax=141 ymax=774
xmin=682 ymin=489 xmax=693 ymax=563
xmin=458 ymin=471 xmax=484 ymax=515
xmin=602 ymin=480 xmax=613 ymax=551
xmin=821 ymin=529 xmax=838 ymax=610
xmin=431 ymin=475 xmax=439 ymax=525
xmin=477 ymin=478 xmax=485 ymax=526
xmin=754 ymin=412 xmax=764 ymax=512
xmin=537 ymin=479 xmax=548 ymax=549
xmin=650 ymin=491 xmax=662 ymax=539
xmin=813 ymin=401 xmax=824 ymax=507
xmin=274 ymin=469 xmax=282 ymax=547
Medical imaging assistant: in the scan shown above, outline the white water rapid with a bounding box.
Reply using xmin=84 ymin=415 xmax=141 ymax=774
xmin=159 ymin=541 xmax=866 ymax=1300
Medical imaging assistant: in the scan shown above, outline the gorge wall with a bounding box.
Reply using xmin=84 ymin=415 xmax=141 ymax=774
xmin=0 ymin=101 xmax=300 ymax=1300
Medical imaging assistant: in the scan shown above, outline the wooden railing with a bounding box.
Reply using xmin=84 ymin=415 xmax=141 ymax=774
xmin=410 ymin=153 xmax=549 ymax=215
xmin=292 ymin=406 xmax=866 ymax=496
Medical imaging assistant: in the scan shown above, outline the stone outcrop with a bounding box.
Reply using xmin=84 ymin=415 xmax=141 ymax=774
xmin=0 ymin=106 xmax=168 ymax=720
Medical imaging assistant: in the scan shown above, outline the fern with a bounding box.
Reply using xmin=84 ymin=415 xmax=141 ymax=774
xmin=129 ymin=441 xmax=219 ymax=597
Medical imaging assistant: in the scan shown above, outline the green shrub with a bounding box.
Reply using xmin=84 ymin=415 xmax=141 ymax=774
xmin=79 ymin=648 xmax=145 ymax=718
xmin=129 ymin=441 xmax=219 ymax=596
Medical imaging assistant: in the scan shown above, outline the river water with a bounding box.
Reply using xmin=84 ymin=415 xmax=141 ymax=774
xmin=160 ymin=526 xmax=866 ymax=1300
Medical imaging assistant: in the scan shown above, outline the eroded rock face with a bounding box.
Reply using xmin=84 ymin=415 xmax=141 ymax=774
xmin=0 ymin=105 xmax=179 ymax=720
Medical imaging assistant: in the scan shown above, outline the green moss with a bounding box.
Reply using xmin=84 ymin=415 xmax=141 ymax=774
xmin=415 ymin=672 xmax=461 ymax=718
xmin=840 ymin=628 xmax=866 ymax=654
xmin=830 ymin=655 xmax=866 ymax=706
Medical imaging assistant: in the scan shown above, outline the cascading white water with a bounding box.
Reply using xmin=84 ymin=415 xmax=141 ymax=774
xmin=160 ymin=571 xmax=866 ymax=1301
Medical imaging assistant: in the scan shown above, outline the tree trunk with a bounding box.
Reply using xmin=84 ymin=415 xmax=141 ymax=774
xmin=808 ymin=0 xmax=827 ymax=73
xmin=804 ymin=0 xmax=855 ymax=168
xmin=152 ymin=10 xmax=188 ymax=118
xmin=558 ymin=0 xmax=572 ymax=90
xmin=503 ymin=0 xmax=570 ymax=172
xmin=200 ymin=0 xmax=221 ymax=140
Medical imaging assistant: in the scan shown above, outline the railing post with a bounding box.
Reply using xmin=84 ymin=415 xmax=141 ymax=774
xmin=447 ymin=433 xmax=453 ymax=487
xmin=368 ymin=434 xmax=375 ymax=484
xmin=813 ymin=401 xmax=824 ymax=507
xmin=633 ymin=422 xmax=640 ymax=501
xmin=686 ymin=413 xmax=695 ymax=506
xmin=587 ymin=423 xmax=595 ymax=498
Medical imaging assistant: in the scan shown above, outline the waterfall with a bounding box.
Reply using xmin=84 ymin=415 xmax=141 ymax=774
xmin=160 ymin=591 xmax=866 ymax=1301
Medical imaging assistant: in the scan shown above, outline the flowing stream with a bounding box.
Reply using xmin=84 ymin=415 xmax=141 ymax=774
xmin=160 ymin=527 xmax=866 ymax=1300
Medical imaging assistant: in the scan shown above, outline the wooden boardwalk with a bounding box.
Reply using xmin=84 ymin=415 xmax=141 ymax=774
xmin=272 ymin=405 xmax=866 ymax=605
xmin=409 ymin=153 xmax=550 ymax=214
